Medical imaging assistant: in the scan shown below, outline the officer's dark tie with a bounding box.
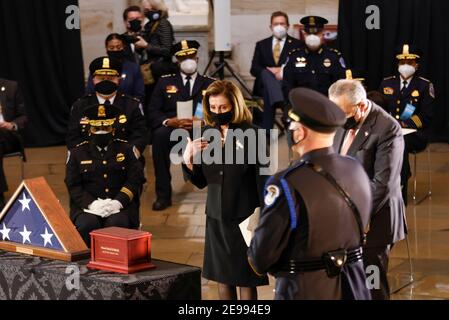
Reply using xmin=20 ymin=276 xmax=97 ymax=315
xmin=104 ymin=99 xmax=111 ymax=106
xmin=401 ymin=80 xmax=408 ymax=94
xmin=184 ymin=75 xmax=192 ymax=99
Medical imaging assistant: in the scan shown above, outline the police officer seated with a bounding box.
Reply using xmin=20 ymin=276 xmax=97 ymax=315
xmin=147 ymin=40 xmax=215 ymax=211
xmin=379 ymin=44 xmax=435 ymax=205
xmin=65 ymin=104 xmax=145 ymax=246
xmin=248 ymin=88 xmax=373 ymax=300
xmin=283 ymin=16 xmax=346 ymax=98
xmin=67 ymin=56 xmax=147 ymax=157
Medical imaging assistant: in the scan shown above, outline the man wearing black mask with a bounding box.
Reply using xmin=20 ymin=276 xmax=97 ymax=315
xmin=330 ymin=79 xmax=406 ymax=300
xmin=86 ymin=34 xmax=145 ymax=102
xmin=65 ymin=104 xmax=145 ymax=245
xmin=67 ymin=57 xmax=147 ymax=158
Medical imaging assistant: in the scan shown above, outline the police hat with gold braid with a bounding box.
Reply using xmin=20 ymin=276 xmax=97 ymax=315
xmin=396 ymin=44 xmax=421 ymax=60
xmin=83 ymin=104 xmax=121 ymax=128
xmin=288 ymin=87 xmax=346 ymax=133
xmin=89 ymin=56 xmax=123 ymax=77
xmin=300 ymin=16 xmax=329 ymax=34
xmin=171 ymin=40 xmax=200 ymax=58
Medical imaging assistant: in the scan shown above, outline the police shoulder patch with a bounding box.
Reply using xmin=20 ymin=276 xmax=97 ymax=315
xmin=264 ymin=184 xmax=281 ymax=207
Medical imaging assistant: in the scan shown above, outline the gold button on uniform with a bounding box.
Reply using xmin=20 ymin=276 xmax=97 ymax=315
xmin=104 ymin=174 xmax=108 ymax=178
xmin=396 ymin=115 xmax=400 ymax=119
xmin=396 ymin=108 xmax=400 ymax=112
xmin=103 ymin=161 xmax=107 ymax=165
xmin=105 ymin=189 xmax=109 ymax=193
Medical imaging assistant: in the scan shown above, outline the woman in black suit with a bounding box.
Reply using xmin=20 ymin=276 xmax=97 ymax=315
xmin=183 ymin=81 xmax=269 ymax=300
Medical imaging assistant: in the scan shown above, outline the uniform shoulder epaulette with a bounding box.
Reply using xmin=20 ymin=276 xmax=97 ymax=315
xmin=114 ymin=138 xmax=129 ymax=143
xmin=383 ymin=75 xmax=396 ymax=80
xmin=161 ymin=74 xmax=176 ymax=78
xmin=419 ymin=76 xmax=430 ymax=83
xmin=75 ymin=141 xmax=89 ymax=148
xmin=288 ymin=47 xmax=302 ymax=56
xmin=329 ymin=48 xmax=342 ymax=55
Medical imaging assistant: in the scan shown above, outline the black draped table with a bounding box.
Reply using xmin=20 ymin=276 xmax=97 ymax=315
xmin=0 ymin=250 xmax=201 ymax=300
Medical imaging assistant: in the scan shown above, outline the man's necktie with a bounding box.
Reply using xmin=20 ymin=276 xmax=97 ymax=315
xmin=185 ymin=75 xmax=192 ymax=98
xmin=273 ymin=40 xmax=281 ymax=65
xmin=401 ymin=80 xmax=408 ymax=94
xmin=341 ymin=129 xmax=357 ymax=156
xmin=104 ymin=99 xmax=111 ymax=106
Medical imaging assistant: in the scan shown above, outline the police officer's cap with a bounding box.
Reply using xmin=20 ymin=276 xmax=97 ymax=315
xmin=288 ymin=88 xmax=346 ymax=133
xmin=396 ymin=44 xmax=421 ymax=60
xmin=89 ymin=56 xmax=122 ymax=77
xmin=300 ymin=16 xmax=328 ymax=34
xmin=171 ymin=40 xmax=200 ymax=58
xmin=83 ymin=104 xmax=121 ymax=127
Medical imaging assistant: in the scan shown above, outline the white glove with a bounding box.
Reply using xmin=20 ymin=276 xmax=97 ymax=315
xmin=86 ymin=198 xmax=111 ymax=217
xmin=103 ymin=200 xmax=123 ymax=218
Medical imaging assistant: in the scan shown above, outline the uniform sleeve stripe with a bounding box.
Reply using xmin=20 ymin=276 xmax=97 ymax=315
xmin=411 ymin=115 xmax=423 ymax=128
xmin=120 ymin=187 xmax=134 ymax=201
xmin=280 ymin=178 xmax=297 ymax=230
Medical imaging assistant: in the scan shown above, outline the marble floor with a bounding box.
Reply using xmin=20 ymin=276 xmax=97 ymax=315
xmin=4 ymin=138 xmax=449 ymax=300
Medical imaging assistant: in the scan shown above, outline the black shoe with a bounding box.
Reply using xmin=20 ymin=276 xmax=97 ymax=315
xmin=152 ymin=199 xmax=172 ymax=211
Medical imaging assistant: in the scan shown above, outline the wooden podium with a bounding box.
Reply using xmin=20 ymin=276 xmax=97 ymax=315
xmin=0 ymin=177 xmax=89 ymax=261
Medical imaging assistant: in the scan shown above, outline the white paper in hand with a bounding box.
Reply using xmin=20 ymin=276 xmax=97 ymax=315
xmin=177 ymin=100 xmax=193 ymax=119
xmin=239 ymin=208 xmax=261 ymax=247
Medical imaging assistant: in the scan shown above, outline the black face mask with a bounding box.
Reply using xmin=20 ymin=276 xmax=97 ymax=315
xmin=92 ymin=133 xmax=113 ymax=148
xmin=343 ymin=116 xmax=360 ymax=130
xmin=95 ymin=80 xmax=118 ymax=96
xmin=128 ymin=19 xmax=142 ymax=32
xmin=107 ymin=50 xmax=125 ymax=61
xmin=145 ymin=10 xmax=161 ymax=22
xmin=211 ymin=111 xmax=233 ymax=126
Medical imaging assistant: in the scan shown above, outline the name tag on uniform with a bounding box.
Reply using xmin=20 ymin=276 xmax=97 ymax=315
xmin=81 ymin=160 xmax=92 ymax=165
xmin=400 ymin=104 xmax=416 ymax=121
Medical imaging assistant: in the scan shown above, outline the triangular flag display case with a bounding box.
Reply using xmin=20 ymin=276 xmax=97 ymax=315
xmin=0 ymin=177 xmax=90 ymax=261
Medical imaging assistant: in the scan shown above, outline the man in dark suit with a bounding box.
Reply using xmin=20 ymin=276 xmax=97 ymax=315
xmin=147 ymin=40 xmax=215 ymax=211
xmin=379 ymin=44 xmax=435 ymax=205
xmin=250 ymin=11 xmax=303 ymax=130
xmin=66 ymin=56 xmax=148 ymax=155
xmin=248 ymin=88 xmax=372 ymax=300
xmin=283 ymin=16 xmax=346 ymax=98
xmin=330 ymin=79 xmax=406 ymax=300
xmin=0 ymin=79 xmax=27 ymax=209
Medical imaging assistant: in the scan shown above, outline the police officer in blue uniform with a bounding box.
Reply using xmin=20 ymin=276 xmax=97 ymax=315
xmin=283 ymin=16 xmax=346 ymax=98
xmin=65 ymin=104 xmax=145 ymax=246
xmin=67 ymin=56 xmax=148 ymax=155
xmin=248 ymin=88 xmax=372 ymax=300
xmin=147 ymin=40 xmax=215 ymax=211
xmin=379 ymin=44 xmax=435 ymax=204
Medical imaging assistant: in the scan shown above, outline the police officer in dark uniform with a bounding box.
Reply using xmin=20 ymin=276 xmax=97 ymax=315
xmin=67 ymin=56 xmax=148 ymax=155
xmin=65 ymin=104 xmax=145 ymax=246
xmin=379 ymin=44 xmax=435 ymax=204
xmin=283 ymin=16 xmax=346 ymax=98
xmin=147 ymin=40 xmax=215 ymax=211
xmin=248 ymin=88 xmax=372 ymax=300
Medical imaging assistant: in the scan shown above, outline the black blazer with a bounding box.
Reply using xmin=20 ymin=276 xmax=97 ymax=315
xmin=333 ymin=102 xmax=406 ymax=247
xmin=147 ymin=73 xmax=215 ymax=130
xmin=0 ymin=79 xmax=27 ymax=130
xmin=250 ymin=35 xmax=303 ymax=97
xmin=183 ymin=123 xmax=268 ymax=222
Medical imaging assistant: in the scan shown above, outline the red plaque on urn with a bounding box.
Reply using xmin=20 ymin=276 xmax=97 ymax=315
xmin=87 ymin=227 xmax=156 ymax=274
